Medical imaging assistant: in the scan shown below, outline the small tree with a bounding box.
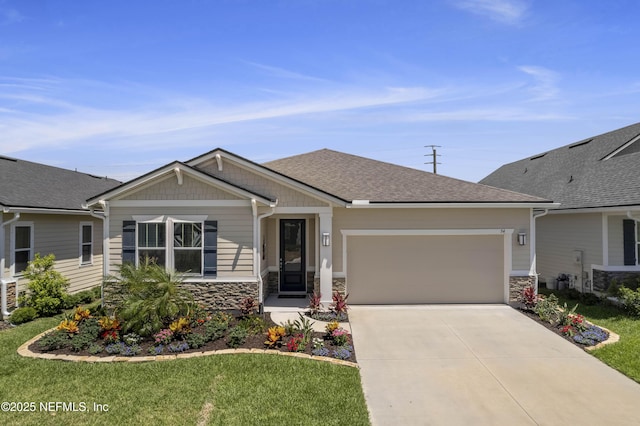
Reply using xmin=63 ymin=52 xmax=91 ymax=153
xmin=18 ymin=253 xmax=69 ymax=317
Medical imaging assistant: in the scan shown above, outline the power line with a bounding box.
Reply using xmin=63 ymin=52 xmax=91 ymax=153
xmin=424 ymin=145 xmax=441 ymax=174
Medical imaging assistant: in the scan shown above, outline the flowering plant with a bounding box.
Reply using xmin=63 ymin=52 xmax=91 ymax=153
xmin=331 ymin=328 xmax=350 ymax=346
xmin=154 ymin=328 xmax=174 ymax=345
xmin=286 ymin=334 xmax=305 ymax=352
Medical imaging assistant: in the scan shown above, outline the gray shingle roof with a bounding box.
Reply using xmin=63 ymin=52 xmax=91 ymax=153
xmin=480 ymin=122 xmax=640 ymax=210
xmin=264 ymin=149 xmax=549 ymax=203
xmin=0 ymin=156 xmax=121 ymax=211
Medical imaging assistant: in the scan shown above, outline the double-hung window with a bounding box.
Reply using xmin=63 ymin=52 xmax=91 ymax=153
xmin=138 ymin=222 xmax=166 ymax=267
xmin=173 ymin=222 xmax=203 ymax=274
xmin=123 ymin=218 xmax=216 ymax=276
xmin=12 ymin=223 xmax=33 ymax=275
xmin=80 ymin=222 xmax=93 ymax=265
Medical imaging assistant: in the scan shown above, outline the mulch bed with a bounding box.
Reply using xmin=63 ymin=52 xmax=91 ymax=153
xmin=27 ymin=313 xmax=356 ymax=363
xmin=514 ymin=304 xmax=607 ymax=350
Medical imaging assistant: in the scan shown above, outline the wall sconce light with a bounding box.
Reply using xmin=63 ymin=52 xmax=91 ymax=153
xmin=322 ymin=232 xmax=331 ymax=247
xmin=518 ymin=232 xmax=527 ymax=246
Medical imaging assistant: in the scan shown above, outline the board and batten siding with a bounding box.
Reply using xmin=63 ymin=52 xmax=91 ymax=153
xmin=536 ymin=213 xmax=603 ymax=285
xmin=3 ymin=213 xmax=104 ymax=296
xmin=108 ymin=206 xmax=254 ymax=277
xmin=332 ymin=208 xmax=531 ymax=273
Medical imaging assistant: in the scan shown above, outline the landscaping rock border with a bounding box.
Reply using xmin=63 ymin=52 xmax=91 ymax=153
xmin=17 ymin=328 xmax=358 ymax=368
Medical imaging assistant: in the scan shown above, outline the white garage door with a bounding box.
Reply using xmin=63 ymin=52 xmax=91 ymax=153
xmin=347 ymin=234 xmax=505 ymax=304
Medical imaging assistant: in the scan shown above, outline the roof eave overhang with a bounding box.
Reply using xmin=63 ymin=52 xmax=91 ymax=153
xmin=346 ymin=201 xmax=559 ymax=209
xmin=548 ymin=204 xmax=640 ymax=215
xmin=1 ymin=205 xmax=93 ymax=215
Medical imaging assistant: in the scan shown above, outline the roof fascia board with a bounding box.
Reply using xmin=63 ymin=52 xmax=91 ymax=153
xmin=87 ymin=162 xmax=274 ymax=206
xmin=187 ymin=149 xmax=347 ymax=207
xmin=346 ymin=202 xmax=559 ymax=209
xmin=548 ymin=206 xmax=640 ymax=215
xmin=1 ymin=206 xmax=93 ymax=215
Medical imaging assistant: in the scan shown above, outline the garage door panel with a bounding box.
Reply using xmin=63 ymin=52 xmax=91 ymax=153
xmin=347 ymin=235 xmax=504 ymax=304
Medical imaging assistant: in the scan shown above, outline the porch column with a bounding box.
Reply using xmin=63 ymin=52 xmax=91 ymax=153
xmin=318 ymin=212 xmax=333 ymax=305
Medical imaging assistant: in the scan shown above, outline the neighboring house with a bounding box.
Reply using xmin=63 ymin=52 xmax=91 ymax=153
xmin=87 ymin=148 xmax=552 ymax=310
xmin=0 ymin=155 xmax=121 ymax=316
xmin=481 ymin=122 xmax=640 ymax=293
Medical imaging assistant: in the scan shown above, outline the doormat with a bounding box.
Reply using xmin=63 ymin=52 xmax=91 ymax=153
xmin=278 ymin=295 xmax=307 ymax=299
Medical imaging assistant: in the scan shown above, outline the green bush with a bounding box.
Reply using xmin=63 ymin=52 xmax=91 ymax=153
xmin=109 ymin=260 xmax=195 ymax=337
xmin=9 ymin=307 xmax=38 ymax=325
xmin=227 ymin=326 xmax=248 ymax=348
xmin=62 ymin=293 xmax=81 ymax=310
xmin=38 ymin=330 xmax=69 ymax=351
xmin=618 ymin=286 xmax=640 ymax=317
xmin=185 ymin=333 xmax=207 ymax=349
xmin=534 ymin=294 xmax=561 ymax=324
xmin=18 ymin=254 xmax=69 ymax=317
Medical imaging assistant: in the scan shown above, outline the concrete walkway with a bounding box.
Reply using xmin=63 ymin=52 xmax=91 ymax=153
xmin=349 ymin=305 xmax=640 ymax=426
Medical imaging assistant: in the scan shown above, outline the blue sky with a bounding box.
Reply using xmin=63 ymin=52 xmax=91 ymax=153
xmin=1 ymin=0 xmax=640 ymax=183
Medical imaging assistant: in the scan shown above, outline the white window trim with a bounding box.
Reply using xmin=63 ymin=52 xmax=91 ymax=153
xmin=135 ymin=217 xmax=205 ymax=276
xmin=10 ymin=221 xmax=34 ymax=277
xmin=79 ymin=222 xmax=94 ymax=266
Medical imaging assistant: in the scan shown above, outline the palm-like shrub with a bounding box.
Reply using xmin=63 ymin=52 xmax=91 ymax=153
xmin=108 ymin=259 xmax=195 ymax=337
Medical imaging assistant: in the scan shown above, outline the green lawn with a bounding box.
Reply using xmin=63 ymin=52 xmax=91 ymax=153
xmin=540 ymin=288 xmax=640 ymax=383
xmin=0 ymin=316 xmax=370 ymax=426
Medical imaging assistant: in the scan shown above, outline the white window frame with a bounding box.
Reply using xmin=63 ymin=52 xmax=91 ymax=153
xmin=133 ymin=216 xmax=206 ymax=276
xmin=79 ymin=222 xmax=94 ymax=266
xmin=637 ymin=221 xmax=640 ymax=266
xmin=10 ymin=222 xmax=34 ymax=277
xmin=171 ymin=220 xmax=204 ymax=276
xmin=136 ymin=220 xmax=167 ymax=268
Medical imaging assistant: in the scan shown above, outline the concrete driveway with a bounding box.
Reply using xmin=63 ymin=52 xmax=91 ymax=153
xmin=349 ymin=305 xmax=640 ymax=426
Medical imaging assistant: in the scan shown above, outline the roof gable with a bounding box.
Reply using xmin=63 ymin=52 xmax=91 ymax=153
xmin=0 ymin=156 xmax=120 ymax=211
xmin=87 ymin=161 xmax=275 ymax=206
xmin=480 ymin=121 xmax=640 ymax=209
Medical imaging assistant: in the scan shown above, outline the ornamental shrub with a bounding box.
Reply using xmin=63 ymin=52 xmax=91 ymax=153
xmin=9 ymin=306 xmax=37 ymax=325
xmin=618 ymin=286 xmax=640 ymax=317
xmin=109 ymin=260 xmax=196 ymax=337
xmin=18 ymin=254 xmax=69 ymax=317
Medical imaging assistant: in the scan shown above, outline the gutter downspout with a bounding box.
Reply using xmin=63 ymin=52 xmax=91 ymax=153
xmin=85 ymin=201 xmax=109 ymax=308
xmin=531 ymin=209 xmax=549 ymax=293
xmin=1 ymin=211 xmax=21 ymax=317
xmin=627 ymin=211 xmax=640 ymax=221
xmin=252 ymin=200 xmax=277 ymax=313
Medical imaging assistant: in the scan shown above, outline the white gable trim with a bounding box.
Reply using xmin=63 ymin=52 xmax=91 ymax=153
xmin=188 ymin=150 xmax=346 ymax=207
xmin=602 ymin=133 xmax=640 ymax=160
xmin=112 ymin=200 xmax=252 ymax=208
xmin=87 ymin=162 xmax=274 ymax=206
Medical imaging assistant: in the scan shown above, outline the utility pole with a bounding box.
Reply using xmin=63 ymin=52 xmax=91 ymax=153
xmin=424 ymin=145 xmax=441 ymax=174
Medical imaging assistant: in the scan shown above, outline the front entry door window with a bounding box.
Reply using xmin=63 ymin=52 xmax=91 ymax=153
xmin=280 ymin=219 xmax=306 ymax=292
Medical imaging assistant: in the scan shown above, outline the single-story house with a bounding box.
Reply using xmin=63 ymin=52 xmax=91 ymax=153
xmin=481 ymin=121 xmax=640 ymax=293
xmin=87 ymin=148 xmax=553 ymax=309
xmin=0 ymin=155 xmax=120 ymax=316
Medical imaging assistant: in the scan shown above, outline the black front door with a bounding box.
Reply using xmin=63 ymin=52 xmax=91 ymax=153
xmin=279 ymin=219 xmax=306 ymax=293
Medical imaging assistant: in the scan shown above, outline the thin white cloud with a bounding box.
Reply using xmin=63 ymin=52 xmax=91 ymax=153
xmin=242 ymin=61 xmax=330 ymax=83
xmin=0 ymin=81 xmax=440 ymax=152
xmin=454 ymin=0 xmax=529 ymax=25
xmin=403 ymin=108 xmax=571 ymax=122
xmin=518 ymin=65 xmax=560 ymax=101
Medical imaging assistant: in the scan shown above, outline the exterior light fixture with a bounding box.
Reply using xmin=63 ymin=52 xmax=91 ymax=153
xmin=518 ymin=232 xmax=527 ymax=246
xmin=322 ymin=232 xmax=331 ymax=246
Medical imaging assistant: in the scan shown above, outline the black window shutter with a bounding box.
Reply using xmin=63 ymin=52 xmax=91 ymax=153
xmin=623 ymin=219 xmax=637 ymax=266
xmin=203 ymin=220 xmax=218 ymax=277
xmin=122 ymin=220 xmax=136 ymax=264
